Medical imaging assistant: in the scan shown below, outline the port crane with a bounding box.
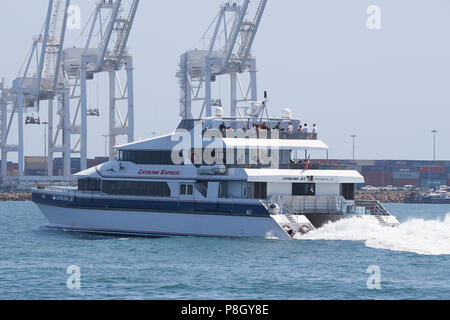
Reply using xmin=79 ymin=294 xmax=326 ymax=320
xmin=1 ymin=0 xmax=139 ymax=184
xmin=61 ymin=0 xmax=139 ymax=165
xmin=1 ymin=0 xmax=71 ymax=178
xmin=177 ymin=0 xmax=268 ymax=120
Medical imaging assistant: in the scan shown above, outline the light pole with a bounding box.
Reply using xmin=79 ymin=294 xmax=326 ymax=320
xmin=42 ymin=121 xmax=49 ymax=176
xmin=431 ymin=130 xmax=437 ymax=161
xmin=350 ymin=135 xmax=357 ymax=160
xmin=102 ymin=135 xmax=110 ymax=158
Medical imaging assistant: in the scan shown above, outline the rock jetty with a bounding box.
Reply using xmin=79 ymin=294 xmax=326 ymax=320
xmin=0 ymin=193 xmax=32 ymax=202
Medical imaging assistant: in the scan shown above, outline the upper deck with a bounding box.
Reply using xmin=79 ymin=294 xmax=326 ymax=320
xmin=177 ymin=118 xmax=318 ymax=141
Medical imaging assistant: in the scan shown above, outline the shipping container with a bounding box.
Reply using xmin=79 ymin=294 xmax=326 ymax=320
xmin=362 ymin=172 xmax=393 ymax=187
xmin=354 ymin=160 xmax=376 ymax=166
xmin=8 ymin=163 xmax=18 ymax=169
xmin=392 ymin=179 xmax=420 ymax=187
xmin=87 ymin=159 xmax=98 ymax=168
xmin=412 ymin=161 xmax=446 ymax=167
xmin=25 ymin=169 xmax=46 ymax=176
xmin=25 ymin=156 xmax=46 ymax=164
xmin=390 ymin=166 xmax=418 ymax=173
xmin=418 ymin=166 xmax=446 ymax=173
xmin=393 ymin=172 xmax=420 ymax=180
xmin=25 ymin=156 xmax=46 ymax=170
xmin=420 ymin=179 xmax=448 ymax=189
xmin=362 ymin=165 xmax=384 ymax=172
xmin=95 ymin=157 xmax=109 ymax=163
xmin=420 ymin=172 xmax=448 ymax=180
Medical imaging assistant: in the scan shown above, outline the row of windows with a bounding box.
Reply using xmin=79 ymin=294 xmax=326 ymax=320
xmin=78 ymin=178 xmax=171 ymax=197
xmin=116 ymin=150 xmax=175 ymax=165
xmin=292 ymin=183 xmax=316 ymax=196
xmin=79 ymin=178 xmax=351 ymax=200
xmin=102 ymin=181 xmax=171 ymax=197
xmin=78 ymin=178 xmax=101 ymax=192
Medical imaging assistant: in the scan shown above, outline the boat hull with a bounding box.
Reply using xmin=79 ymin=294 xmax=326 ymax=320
xmin=35 ymin=203 xmax=292 ymax=239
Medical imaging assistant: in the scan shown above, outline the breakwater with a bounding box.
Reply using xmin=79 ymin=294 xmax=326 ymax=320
xmin=356 ymin=190 xmax=409 ymax=203
xmin=0 ymin=193 xmax=31 ymax=202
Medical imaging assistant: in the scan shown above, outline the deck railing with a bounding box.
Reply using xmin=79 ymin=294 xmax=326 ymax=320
xmin=35 ymin=186 xmax=78 ymax=197
xmin=354 ymin=200 xmax=390 ymax=216
xmin=264 ymin=196 xmax=368 ymax=216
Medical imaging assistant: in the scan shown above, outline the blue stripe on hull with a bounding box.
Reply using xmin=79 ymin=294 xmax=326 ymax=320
xmin=32 ymin=192 xmax=270 ymax=217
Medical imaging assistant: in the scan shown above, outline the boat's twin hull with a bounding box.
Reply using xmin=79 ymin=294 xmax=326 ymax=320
xmin=37 ymin=204 xmax=292 ymax=239
xmin=35 ymin=203 xmax=399 ymax=239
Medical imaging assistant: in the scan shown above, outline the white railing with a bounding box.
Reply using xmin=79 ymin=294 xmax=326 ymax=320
xmin=264 ymin=196 xmax=369 ymax=216
xmin=36 ymin=186 xmax=78 ymax=197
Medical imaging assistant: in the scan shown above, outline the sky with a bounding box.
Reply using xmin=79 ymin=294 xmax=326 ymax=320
xmin=1 ymin=0 xmax=450 ymax=161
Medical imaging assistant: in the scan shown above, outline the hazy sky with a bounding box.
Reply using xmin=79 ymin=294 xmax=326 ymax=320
xmin=1 ymin=0 xmax=450 ymax=161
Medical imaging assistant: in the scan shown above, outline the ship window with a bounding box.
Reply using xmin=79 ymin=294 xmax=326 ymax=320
xmin=252 ymin=182 xmax=267 ymax=200
xmin=120 ymin=150 xmax=175 ymax=165
xmin=219 ymin=181 xmax=248 ymax=199
xmin=78 ymin=178 xmax=101 ymax=192
xmin=292 ymin=183 xmax=316 ymax=196
xmin=341 ymin=183 xmax=355 ymax=200
xmin=101 ymin=180 xmax=170 ymax=197
xmin=180 ymin=184 xmax=193 ymax=196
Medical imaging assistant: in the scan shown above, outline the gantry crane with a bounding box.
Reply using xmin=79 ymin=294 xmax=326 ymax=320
xmin=177 ymin=0 xmax=268 ymax=120
xmin=0 ymin=0 xmax=71 ymax=178
xmin=1 ymin=0 xmax=139 ymax=183
xmin=60 ymin=0 xmax=139 ymax=168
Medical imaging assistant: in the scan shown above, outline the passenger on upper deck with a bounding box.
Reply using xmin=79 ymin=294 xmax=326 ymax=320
xmin=287 ymin=122 xmax=294 ymax=134
xmin=313 ymin=124 xmax=317 ymax=133
xmin=219 ymin=122 xmax=227 ymax=136
xmin=303 ymin=124 xmax=309 ymax=134
xmin=273 ymin=122 xmax=281 ymax=130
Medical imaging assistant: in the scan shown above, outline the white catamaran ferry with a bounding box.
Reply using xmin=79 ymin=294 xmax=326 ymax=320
xmin=32 ymin=0 xmax=399 ymax=239
xmin=32 ymin=110 xmax=399 ymax=240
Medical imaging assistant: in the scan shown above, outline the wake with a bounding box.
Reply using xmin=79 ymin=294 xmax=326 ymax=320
xmin=295 ymin=214 xmax=450 ymax=256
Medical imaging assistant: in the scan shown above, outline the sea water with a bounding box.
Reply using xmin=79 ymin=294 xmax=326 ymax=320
xmin=0 ymin=202 xmax=449 ymax=300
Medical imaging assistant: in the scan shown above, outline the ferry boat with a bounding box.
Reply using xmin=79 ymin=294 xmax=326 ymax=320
xmin=32 ymin=109 xmax=400 ymax=240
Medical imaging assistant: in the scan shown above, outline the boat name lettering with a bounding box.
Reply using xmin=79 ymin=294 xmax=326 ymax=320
xmin=138 ymin=169 xmax=180 ymax=176
xmin=282 ymin=177 xmax=308 ymax=182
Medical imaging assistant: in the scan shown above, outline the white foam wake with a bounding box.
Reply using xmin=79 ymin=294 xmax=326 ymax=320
xmin=296 ymin=214 xmax=450 ymax=256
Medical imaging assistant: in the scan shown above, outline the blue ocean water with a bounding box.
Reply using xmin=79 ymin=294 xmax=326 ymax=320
xmin=0 ymin=202 xmax=450 ymax=300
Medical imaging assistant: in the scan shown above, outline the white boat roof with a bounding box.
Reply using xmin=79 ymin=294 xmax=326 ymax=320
xmin=115 ymin=132 xmax=328 ymax=151
xmin=116 ymin=133 xmax=175 ymax=150
xmin=244 ymin=169 xmax=364 ymax=184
